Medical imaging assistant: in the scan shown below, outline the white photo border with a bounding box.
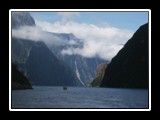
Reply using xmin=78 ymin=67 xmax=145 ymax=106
xmin=9 ymin=9 xmax=151 ymax=111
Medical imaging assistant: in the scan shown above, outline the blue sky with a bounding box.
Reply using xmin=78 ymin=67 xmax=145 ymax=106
xmin=30 ymin=12 xmax=148 ymax=31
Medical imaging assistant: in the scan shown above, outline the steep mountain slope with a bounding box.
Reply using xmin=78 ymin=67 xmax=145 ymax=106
xmin=49 ymin=34 xmax=104 ymax=86
xmin=11 ymin=12 xmax=82 ymax=86
xmin=91 ymin=62 xmax=108 ymax=87
xmin=64 ymin=55 xmax=105 ymax=86
xmin=11 ymin=11 xmax=104 ymax=86
xmin=12 ymin=63 xmax=32 ymax=90
xmin=100 ymin=23 xmax=149 ymax=88
xmin=12 ymin=38 xmax=81 ymax=86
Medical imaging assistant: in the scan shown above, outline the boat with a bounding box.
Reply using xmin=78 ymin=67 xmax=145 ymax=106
xmin=63 ymin=86 xmax=67 ymax=90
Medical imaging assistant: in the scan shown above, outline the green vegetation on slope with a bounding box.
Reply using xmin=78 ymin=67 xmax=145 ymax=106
xmin=91 ymin=76 xmax=103 ymax=87
xmin=91 ymin=63 xmax=108 ymax=87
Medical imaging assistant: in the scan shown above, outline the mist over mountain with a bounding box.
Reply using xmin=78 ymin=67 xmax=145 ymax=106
xmin=12 ymin=12 xmax=82 ymax=86
xmin=11 ymin=12 xmax=106 ymax=86
xmin=12 ymin=38 xmax=82 ymax=86
xmin=12 ymin=12 xmax=146 ymax=88
xmin=12 ymin=12 xmax=108 ymax=86
xmin=100 ymin=23 xmax=149 ymax=88
xmin=49 ymin=34 xmax=105 ymax=86
xmin=11 ymin=12 xmax=149 ymax=109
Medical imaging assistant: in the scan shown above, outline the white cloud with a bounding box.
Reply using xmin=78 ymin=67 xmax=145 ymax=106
xmin=57 ymin=12 xmax=79 ymax=23
xmin=12 ymin=26 xmax=66 ymax=46
xmin=12 ymin=19 xmax=134 ymax=60
xmin=36 ymin=21 xmax=134 ymax=60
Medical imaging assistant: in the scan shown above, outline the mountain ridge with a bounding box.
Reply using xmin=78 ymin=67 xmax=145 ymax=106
xmin=100 ymin=23 xmax=149 ymax=88
xmin=12 ymin=12 xmax=35 ymax=29
xmin=12 ymin=38 xmax=82 ymax=86
xmin=11 ymin=12 xmax=106 ymax=86
xmin=12 ymin=12 xmax=82 ymax=86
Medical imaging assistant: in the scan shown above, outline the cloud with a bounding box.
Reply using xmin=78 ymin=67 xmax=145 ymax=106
xmin=57 ymin=12 xmax=79 ymax=23
xmin=12 ymin=17 xmax=134 ymax=60
xmin=12 ymin=26 xmax=66 ymax=46
xmin=36 ymin=21 xmax=134 ymax=60
xmin=61 ymin=41 xmax=123 ymax=60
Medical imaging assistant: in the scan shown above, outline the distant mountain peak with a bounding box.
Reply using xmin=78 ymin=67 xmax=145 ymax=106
xmin=12 ymin=12 xmax=35 ymax=29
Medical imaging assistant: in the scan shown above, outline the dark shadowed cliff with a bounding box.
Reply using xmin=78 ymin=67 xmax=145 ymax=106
xmin=100 ymin=23 xmax=149 ymax=88
xmin=12 ymin=63 xmax=32 ymax=90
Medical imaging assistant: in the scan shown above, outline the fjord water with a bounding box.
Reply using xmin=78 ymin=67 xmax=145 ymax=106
xmin=12 ymin=86 xmax=148 ymax=108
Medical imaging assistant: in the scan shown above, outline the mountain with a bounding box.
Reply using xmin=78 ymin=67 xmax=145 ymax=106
xmin=91 ymin=62 xmax=108 ymax=87
xmin=100 ymin=23 xmax=149 ymax=88
xmin=49 ymin=35 xmax=105 ymax=86
xmin=12 ymin=12 xmax=82 ymax=86
xmin=60 ymin=54 xmax=105 ymax=86
xmin=12 ymin=38 xmax=81 ymax=86
xmin=12 ymin=12 xmax=35 ymax=29
xmin=12 ymin=63 xmax=32 ymax=90
xmin=11 ymin=12 xmax=105 ymax=86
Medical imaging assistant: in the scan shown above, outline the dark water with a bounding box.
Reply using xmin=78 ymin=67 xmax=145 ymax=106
xmin=12 ymin=86 xmax=148 ymax=108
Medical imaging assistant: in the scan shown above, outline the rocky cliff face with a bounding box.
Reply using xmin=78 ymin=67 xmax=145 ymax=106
xmin=11 ymin=12 xmax=82 ymax=86
xmin=12 ymin=12 xmax=35 ymax=29
xmin=12 ymin=38 xmax=81 ymax=86
xmin=11 ymin=12 xmax=105 ymax=86
xmin=49 ymin=34 xmax=105 ymax=86
xmin=91 ymin=62 xmax=108 ymax=87
xmin=100 ymin=23 xmax=149 ymax=88
xmin=96 ymin=63 xmax=108 ymax=77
